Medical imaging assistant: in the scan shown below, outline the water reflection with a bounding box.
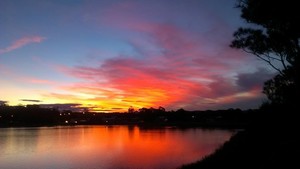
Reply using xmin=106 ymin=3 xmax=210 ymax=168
xmin=0 ymin=126 xmax=234 ymax=169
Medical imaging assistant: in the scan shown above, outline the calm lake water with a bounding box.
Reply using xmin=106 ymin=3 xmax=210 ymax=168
xmin=0 ymin=126 xmax=234 ymax=169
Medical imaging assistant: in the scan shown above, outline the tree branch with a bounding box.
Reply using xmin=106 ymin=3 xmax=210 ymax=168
xmin=261 ymin=53 xmax=282 ymax=61
xmin=279 ymin=54 xmax=288 ymax=70
xmin=243 ymin=48 xmax=284 ymax=75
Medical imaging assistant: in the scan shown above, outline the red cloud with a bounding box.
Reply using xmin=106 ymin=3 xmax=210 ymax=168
xmin=49 ymin=2 xmax=266 ymax=111
xmin=0 ymin=36 xmax=45 ymax=54
xmin=54 ymin=22 xmax=262 ymax=111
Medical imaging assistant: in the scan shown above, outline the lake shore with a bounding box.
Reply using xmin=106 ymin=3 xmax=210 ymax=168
xmin=0 ymin=105 xmax=251 ymax=129
xmin=180 ymin=111 xmax=299 ymax=169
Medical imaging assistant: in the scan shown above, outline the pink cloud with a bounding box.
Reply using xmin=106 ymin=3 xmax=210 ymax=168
xmin=53 ymin=21 xmax=254 ymax=110
xmin=24 ymin=77 xmax=57 ymax=85
xmin=0 ymin=36 xmax=45 ymax=54
xmin=47 ymin=3 xmax=267 ymax=111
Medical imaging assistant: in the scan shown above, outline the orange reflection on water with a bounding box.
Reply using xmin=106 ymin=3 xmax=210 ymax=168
xmin=0 ymin=126 xmax=234 ymax=169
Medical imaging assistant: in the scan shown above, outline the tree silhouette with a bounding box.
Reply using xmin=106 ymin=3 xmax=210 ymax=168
xmin=263 ymin=68 xmax=296 ymax=105
xmin=231 ymin=0 xmax=299 ymax=106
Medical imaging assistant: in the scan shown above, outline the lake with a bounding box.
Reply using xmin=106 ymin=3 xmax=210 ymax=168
xmin=0 ymin=126 xmax=234 ymax=169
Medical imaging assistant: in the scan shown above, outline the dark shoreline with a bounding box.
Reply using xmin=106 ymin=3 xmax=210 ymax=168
xmin=180 ymin=129 xmax=299 ymax=169
xmin=180 ymin=109 xmax=300 ymax=169
xmin=0 ymin=105 xmax=251 ymax=129
xmin=0 ymin=123 xmax=243 ymax=131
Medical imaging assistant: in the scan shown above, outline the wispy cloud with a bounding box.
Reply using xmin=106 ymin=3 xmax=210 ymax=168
xmin=23 ymin=77 xmax=57 ymax=85
xmin=51 ymin=22 xmax=268 ymax=111
xmin=0 ymin=36 xmax=45 ymax=55
xmin=47 ymin=1 xmax=270 ymax=111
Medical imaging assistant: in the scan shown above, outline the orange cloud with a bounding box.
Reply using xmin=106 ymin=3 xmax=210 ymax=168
xmin=22 ymin=77 xmax=57 ymax=85
xmin=45 ymin=4 xmax=268 ymax=112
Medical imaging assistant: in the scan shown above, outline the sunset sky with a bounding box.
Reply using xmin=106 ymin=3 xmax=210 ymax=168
xmin=0 ymin=0 xmax=275 ymax=112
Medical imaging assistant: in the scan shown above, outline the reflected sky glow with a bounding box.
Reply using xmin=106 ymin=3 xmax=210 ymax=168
xmin=0 ymin=126 xmax=234 ymax=169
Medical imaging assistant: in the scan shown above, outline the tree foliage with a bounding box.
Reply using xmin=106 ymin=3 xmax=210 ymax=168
xmin=231 ymin=0 xmax=299 ymax=106
xmin=263 ymin=68 xmax=296 ymax=105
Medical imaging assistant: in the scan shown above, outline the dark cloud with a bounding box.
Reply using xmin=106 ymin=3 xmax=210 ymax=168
xmin=111 ymin=108 xmax=123 ymax=110
xmin=20 ymin=99 xmax=42 ymax=102
xmin=215 ymin=94 xmax=267 ymax=110
xmin=237 ymin=68 xmax=275 ymax=91
xmin=39 ymin=103 xmax=83 ymax=112
xmin=208 ymin=76 xmax=237 ymax=97
xmin=0 ymin=100 xmax=8 ymax=105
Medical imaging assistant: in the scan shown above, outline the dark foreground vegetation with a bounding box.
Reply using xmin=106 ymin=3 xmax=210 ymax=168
xmin=180 ymin=105 xmax=299 ymax=169
xmin=0 ymin=104 xmax=251 ymax=128
xmin=181 ymin=0 xmax=300 ymax=167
